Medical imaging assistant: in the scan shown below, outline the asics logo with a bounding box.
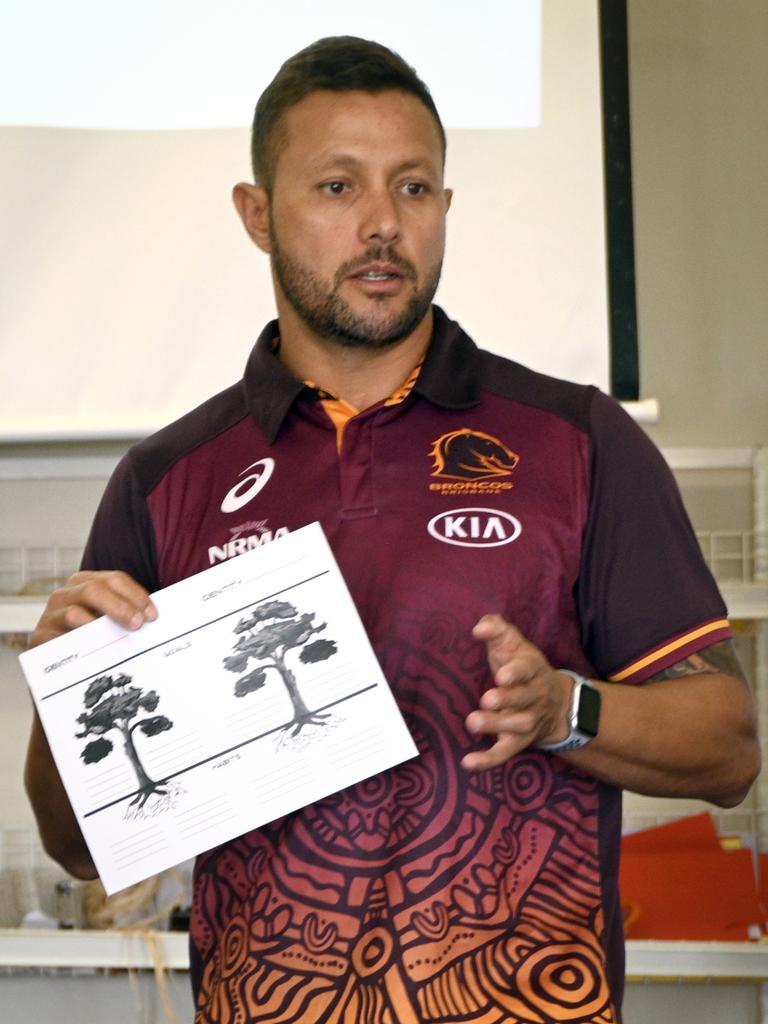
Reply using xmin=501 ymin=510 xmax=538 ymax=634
xmin=220 ymin=459 xmax=275 ymax=513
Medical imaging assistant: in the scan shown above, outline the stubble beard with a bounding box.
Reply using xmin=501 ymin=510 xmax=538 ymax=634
xmin=270 ymin=232 xmax=442 ymax=350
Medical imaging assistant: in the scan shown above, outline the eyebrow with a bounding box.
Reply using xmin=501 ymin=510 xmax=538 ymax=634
xmin=311 ymin=154 xmax=438 ymax=175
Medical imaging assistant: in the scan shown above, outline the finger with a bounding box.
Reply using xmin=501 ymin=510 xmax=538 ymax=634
xmin=30 ymin=607 xmax=101 ymax=647
xmin=477 ymin=680 xmax=539 ymax=714
xmin=472 ymin=614 xmax=527 ymax=678
xmin=30 ymin=571 xmax=157 ymax=648
xmin=466 ymin=706 xmax=538 ymax=740
xmin=66 ymin=571 xmax=157 ymax=629
xmin=461 ymin=734 xmax=525 ymax=772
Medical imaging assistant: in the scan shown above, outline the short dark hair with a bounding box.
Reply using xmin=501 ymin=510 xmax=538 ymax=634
xmin=251 ymin=35 xmax=446 ymax=190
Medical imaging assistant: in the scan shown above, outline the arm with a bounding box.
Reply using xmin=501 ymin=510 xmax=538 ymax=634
xmin=24 ymin=571 xmax=157 ymax=878
xmin=463 ymin=615 xmax=760 ymax=808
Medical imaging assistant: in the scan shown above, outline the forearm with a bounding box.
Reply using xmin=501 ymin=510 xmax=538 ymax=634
xmin=25 ymin=712 xmax=98 ymax=880
xmin=466 ymin=621 xmax=760 ymax=806
xmin=567 ymin=671 xmax=761 ymax=807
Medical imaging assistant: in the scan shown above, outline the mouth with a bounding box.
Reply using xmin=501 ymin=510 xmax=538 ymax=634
xmin=348 ymin=263 xmax=406 ymax=283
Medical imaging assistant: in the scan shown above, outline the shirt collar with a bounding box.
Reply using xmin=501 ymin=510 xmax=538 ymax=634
xmin=242 ymin=305 xmax=481 ymax=442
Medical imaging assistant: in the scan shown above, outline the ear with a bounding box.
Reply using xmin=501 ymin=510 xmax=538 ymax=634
xmin=232 ymin=182 xmax=272 ymax=253
xmin=444 ymin=187 xmax=453 ymax=212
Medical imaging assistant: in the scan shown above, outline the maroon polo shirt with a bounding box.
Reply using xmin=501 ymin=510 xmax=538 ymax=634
xmin=82 ymin=306 xmax=730 ymax=1024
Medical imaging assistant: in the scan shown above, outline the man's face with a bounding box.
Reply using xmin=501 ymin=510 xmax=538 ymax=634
xmin=264 ymin=89 xmax=451 ymax=348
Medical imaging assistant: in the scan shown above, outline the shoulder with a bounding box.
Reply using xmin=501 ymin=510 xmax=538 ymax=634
xmin=124 ymin=380 xmax=249 ymax=499
xmin=424 ymin=307 xmax=599 ymax=432
xmin=476 ymin=348 xmax=598 ymax=432
xmin=120 ymin=319 xmax=289 ymax=498
xmin=475 ymin=345 xmax=656 ymax=467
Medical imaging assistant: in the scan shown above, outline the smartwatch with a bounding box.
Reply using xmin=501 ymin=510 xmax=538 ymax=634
xmin=538 ymin=671 xmax=601 ymax=753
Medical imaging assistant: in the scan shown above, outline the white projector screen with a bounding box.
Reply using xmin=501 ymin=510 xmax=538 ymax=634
xmin=0 ymin=0 xmax=611 ymax=441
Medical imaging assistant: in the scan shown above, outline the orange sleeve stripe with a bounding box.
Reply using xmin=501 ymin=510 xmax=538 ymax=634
xmin=609 ymin=618 xmax=732 ymax=682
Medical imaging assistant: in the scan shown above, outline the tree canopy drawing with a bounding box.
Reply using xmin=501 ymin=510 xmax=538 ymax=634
xmin=76 ymin=672 xmax=173 ymax=807
xmin=223 ymin=599 xmax=338 ymax=735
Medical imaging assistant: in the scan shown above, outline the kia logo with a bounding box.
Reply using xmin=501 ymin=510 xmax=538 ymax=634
xmin=220 ymin=459 xmax=275 ymax=513
xmin=427 ymin=507 xmax=522 ymax=548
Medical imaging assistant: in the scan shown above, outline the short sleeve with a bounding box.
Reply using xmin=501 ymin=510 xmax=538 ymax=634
xmin=80 ymin=452 xmax=159 ymax=593
xmin=577 ymin=392 xmax=731 ymax=683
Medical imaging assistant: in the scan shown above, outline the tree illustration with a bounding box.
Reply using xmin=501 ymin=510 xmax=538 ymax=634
xmin=223 ymin=599 xmax=338 ymax=735
xmin=76 ymin=672 xmax=173 ymax=807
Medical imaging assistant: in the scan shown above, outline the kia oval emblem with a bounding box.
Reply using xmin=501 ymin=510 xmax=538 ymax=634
xmin=427 ymin=507 xmax=522 ymax=548
xmin=220 ymin=458 xmax=275 ymax=513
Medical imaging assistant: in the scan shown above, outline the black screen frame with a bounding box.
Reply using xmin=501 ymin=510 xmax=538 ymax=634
xmin=600 ymin=0 xmax=640 ymax=401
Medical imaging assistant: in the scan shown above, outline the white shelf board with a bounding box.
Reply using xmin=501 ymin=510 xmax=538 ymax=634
xmin=722 ymin=585 xmax=768 ymax=621
xmin=626 ymin=939 xmax=768 ymax=981
xmin=0 ymin=927 xmax=189 ymax=970
xmin=2 ymin=930 xmax=768 ymax=981
xmin=0 ymin=597 xmax=46 ymax=633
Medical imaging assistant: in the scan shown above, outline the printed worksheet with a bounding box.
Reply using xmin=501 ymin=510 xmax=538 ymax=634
xmin=20 ymin=522 xmax=418 ymax=894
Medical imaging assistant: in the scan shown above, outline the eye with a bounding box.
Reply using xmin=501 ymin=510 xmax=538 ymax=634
xmin=321 ymin=181 xmax=348 ymax=195
xmin=401 ymin=182 xmax=428 ymax=196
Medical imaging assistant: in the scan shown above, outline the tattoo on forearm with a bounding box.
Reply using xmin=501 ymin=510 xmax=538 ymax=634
xmin=650 ymin=640 xmax=746 ymax=682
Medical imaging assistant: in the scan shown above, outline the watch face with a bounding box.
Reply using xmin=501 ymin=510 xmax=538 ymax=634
xmin=577 ymin=683 xmax=601 ymax=738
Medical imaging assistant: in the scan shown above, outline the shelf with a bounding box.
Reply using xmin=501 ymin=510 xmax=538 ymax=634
xmin=0 ymin=597 xmax=45 ymax=633
xmin=722 ymin=585 xmax=768 ymax=621
xmin=627 ymin=939 xmax=768 ymax=981
xmin=0 ymin=927 xmax=188 ymax=970
xmin=1 ymin=930 xmax=767 ymax=982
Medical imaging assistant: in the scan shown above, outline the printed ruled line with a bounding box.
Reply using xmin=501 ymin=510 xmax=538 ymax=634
xmin=255 ymin=762 xmax=309 ymax=795
xmin=87 ymin=634 xmax=131 ymax=658
xmin=173 ymin=796 xmax=237 ymax=839
xmin=84 ymin=765 xmax=132 ymax=790
xmin=108 ymin=825 xmax=157 ymax=851
xmin=174 ymin=795 xmax=220 ymax=820
xmin=112 ymin=837 xmax=167 ymax=867
xmin=108 ymin=826 xmax=165 ymax=865
xmin=177 ymin=810 xmax=237 ymax=840
xmin=82 ymin=682 xmax=378 ymax=819
xmin=40 ymin=569 xmax=331 ymax=700
xmin=223 ymin=693 xmax=286 ymax=717
xmin=147 ymin=734 xmax=207 ymax=774
xmin=241 ymin=553 xmax=307 ymax=589
xmin=327 ymin=729 xmax=389 ymax=771
xmin=84 ymin=779 xmax=134 ymax=803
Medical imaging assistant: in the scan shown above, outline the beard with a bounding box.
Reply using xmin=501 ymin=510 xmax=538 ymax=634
xmin=269 ymin=232 xmax=442 ymax=349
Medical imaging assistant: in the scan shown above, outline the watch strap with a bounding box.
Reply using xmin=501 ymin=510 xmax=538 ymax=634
xmin=538 ymin=670 xmax=601 ymax=753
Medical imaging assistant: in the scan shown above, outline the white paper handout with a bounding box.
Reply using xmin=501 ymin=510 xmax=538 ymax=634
xmin=20 ymin=522 xmax=418 ymax=894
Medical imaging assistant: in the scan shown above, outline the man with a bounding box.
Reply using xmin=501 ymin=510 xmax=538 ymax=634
xmin=25 ymin=36 xmax=759 ymax=1024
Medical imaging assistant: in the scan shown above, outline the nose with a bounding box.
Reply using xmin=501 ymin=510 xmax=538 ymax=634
xmin=358 ymin=187 xmax=400 ymax=245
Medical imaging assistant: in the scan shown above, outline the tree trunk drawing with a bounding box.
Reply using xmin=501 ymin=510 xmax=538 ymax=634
xmin=77 ymin=672 xmax=174 ymax=809
xmin=124 ymin=722 xmax=168 ymax=807
xmin=224 ymin=600 xmax=338 ymax=736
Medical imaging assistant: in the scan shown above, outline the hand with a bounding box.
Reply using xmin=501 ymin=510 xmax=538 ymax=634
xmin=461 ymin=614 xmax=573 ymax=771
xmin=30 ymin=570 xmax=157 ymax=647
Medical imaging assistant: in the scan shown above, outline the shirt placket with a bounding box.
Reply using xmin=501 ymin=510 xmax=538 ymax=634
xmin=337 ymin=411 xmax=378 ymax=520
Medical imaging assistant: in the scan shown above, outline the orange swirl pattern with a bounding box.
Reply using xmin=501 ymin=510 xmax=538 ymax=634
xmin=191 ymin=633 xmax=619 ymax=1024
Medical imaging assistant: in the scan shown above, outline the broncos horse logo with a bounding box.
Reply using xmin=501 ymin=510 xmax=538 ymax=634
xmin=430 ymin=428 xmax=519 ymax=481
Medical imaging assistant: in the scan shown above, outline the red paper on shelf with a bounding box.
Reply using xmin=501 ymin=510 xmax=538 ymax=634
xmin=622 ymin=812 xmax=720 ymax=854
xmin=757 ymin=853 xmax=768 ymax=919
xmin=620 ymin=815 xmax=763 ymax=940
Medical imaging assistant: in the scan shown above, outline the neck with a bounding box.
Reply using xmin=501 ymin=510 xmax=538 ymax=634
xmin=275 ymin=306 xmax=434 ymax=410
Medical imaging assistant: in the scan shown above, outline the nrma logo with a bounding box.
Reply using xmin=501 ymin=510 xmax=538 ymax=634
xmin=427 ymin=507 xmax=522 ymax=548
xmin=208 ymin=527 xmax=289 ymax=564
